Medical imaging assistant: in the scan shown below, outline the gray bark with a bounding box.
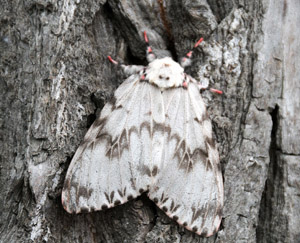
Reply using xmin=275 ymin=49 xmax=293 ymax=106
xmin=0 ymin=0 xmax=299 ymax=242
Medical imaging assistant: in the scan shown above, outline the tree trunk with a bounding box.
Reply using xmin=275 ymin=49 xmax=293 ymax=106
xmin=1 ymin=0 xmax=299 ymax=242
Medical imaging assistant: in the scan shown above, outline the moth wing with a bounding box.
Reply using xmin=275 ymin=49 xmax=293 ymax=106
xmin=62 ymin=76 xmax=161 ymax=213
xmin=148 ymin=82 xmax=224 ymax=237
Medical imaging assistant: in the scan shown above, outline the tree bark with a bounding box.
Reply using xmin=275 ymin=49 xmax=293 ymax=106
xmin=0 ymin=0 xmax=299 ymax=242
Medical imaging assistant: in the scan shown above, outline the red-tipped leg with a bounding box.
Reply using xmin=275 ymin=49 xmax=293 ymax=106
xmin=144 ymin=31 xmax=149 ymax=43
xmin=144 ymin=31 xmax=152 ymax=53
xmin=143 ymin=31 xmax=156 ymax=62
xmin=107 ymin=56 xmax=118 ymax=65
xmin=194 ymin=37 xmax=204 ymax=48
xmin=147 ymin=46 xmax=153 ymax=53
xmin=210 ymin=88 xmax=223 ymax=95
xmin=180 ymin=37 xmax=204 ymax=67
xmin=185 ymin=38 xmax=204 ymax=59
xmin=107 ymin=55 xmax=145 ymax=77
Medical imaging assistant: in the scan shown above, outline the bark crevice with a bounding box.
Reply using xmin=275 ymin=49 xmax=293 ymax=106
xmin=256 ymin=105 xmax=287 ymax=243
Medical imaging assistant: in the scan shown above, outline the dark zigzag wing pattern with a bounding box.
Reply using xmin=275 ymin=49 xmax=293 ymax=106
xmin=148 ymin=81 xmax=224 ymax=237
xmin=62 ymin=76 xmax=164 ymax=213
xmin=62 ymin=71 xmax=223 ymax=237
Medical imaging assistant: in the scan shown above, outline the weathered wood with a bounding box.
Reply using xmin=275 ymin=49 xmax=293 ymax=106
xmin=0 ymin=0 xmax=299 ymax=242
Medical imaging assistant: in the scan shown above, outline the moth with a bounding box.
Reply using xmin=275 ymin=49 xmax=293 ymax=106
xmin=62 ymin=31 xmax=224 ymax=237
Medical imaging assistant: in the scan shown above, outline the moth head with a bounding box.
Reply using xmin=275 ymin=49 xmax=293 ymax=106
xmin=146 ymin=57 xmax=185 ymax=89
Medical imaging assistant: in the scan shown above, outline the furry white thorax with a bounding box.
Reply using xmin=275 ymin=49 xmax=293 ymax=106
xmin=146 ymin=57 xmax=185 ymax=89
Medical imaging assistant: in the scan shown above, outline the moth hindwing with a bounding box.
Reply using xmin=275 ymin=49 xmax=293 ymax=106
xmin=62 ymin=32 xmax=224 ymax=237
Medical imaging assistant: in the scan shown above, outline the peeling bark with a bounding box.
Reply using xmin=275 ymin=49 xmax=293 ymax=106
xmin=0 ymin=0 xmax=299 ymax=242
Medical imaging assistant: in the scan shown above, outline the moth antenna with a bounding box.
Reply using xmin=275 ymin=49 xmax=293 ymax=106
xmin=143 ymin=31 xmax=156 ymax=63
xmin=180 ymin=37 xmax=204 ymax=68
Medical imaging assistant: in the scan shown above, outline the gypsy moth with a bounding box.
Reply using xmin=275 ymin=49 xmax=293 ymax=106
xmin=62 ymin=31 xmax=224 ymax=237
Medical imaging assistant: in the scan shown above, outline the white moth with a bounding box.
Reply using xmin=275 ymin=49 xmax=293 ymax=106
xmin=62 ymin=32 xmax=224 ymax=237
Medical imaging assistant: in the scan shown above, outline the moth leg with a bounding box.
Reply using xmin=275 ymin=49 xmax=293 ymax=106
xmin=121 ymin=64 xmax=145 ymax=76
xmin=209 ymin=88 xmax=223 ymax=94
xmin=143 ymin=31 xmax=156 ymax=62
xmin=107 ymin=56 xmax=145 ymax=77
xmin=180 ymin=37 xmax=204 ymax=68
xmin=189 ymin=76 xmax=223 ymax=94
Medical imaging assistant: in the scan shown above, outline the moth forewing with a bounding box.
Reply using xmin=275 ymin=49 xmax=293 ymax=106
xmin=146 ymin=83 xmax=223 ymax=237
